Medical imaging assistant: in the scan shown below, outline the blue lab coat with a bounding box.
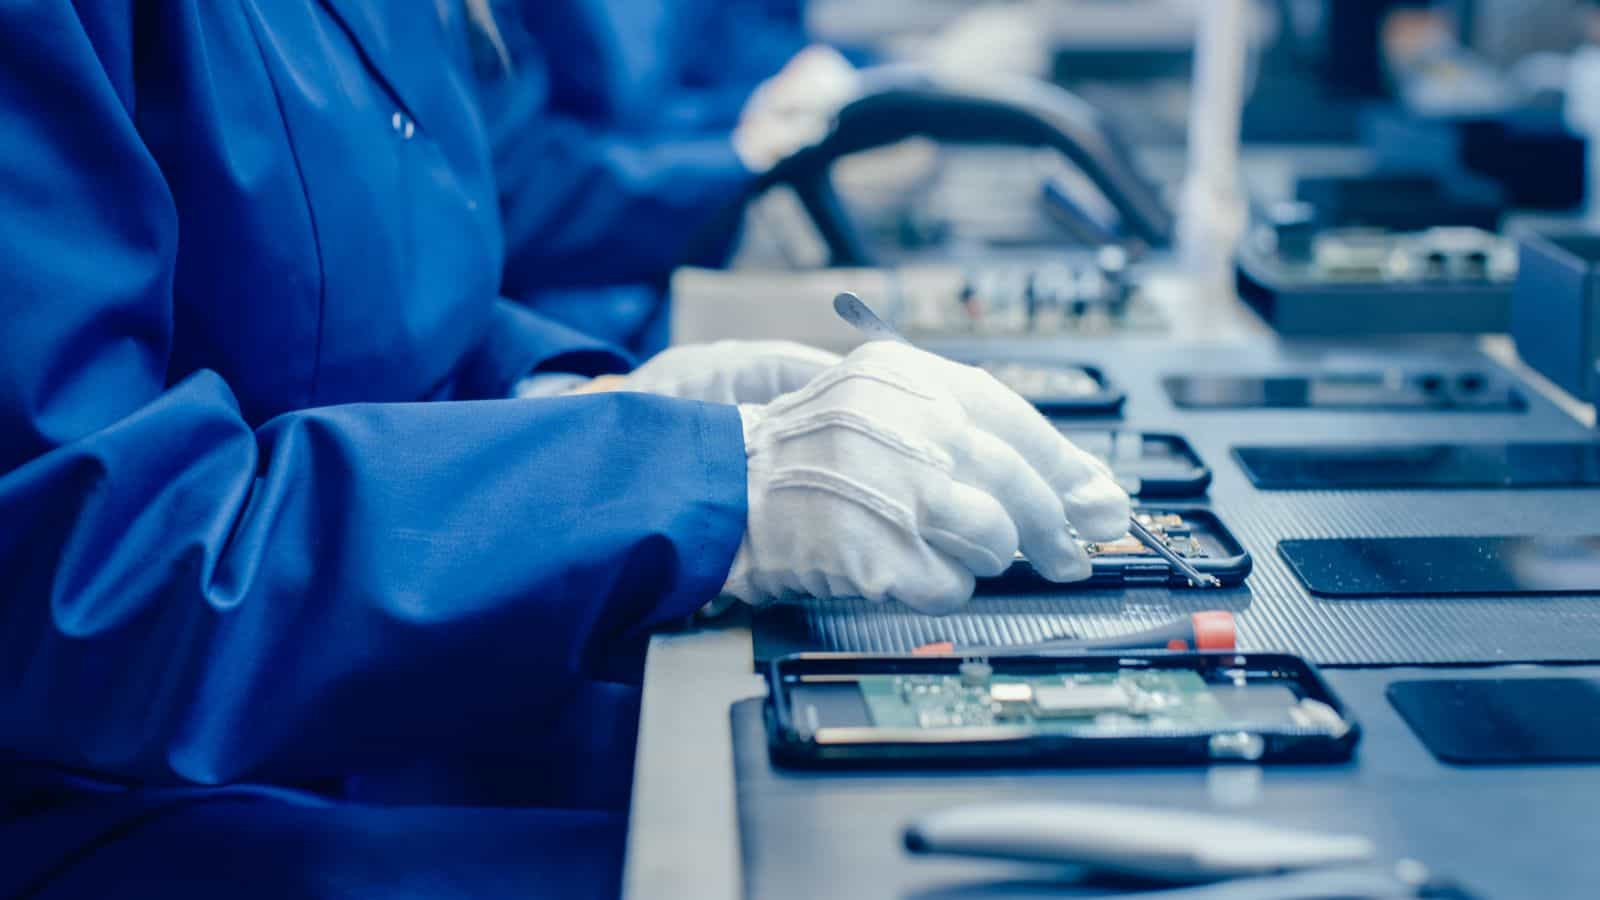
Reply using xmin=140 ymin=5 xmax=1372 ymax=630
xmin=480 ymin=1 xmax=786 ymax=354
xmin=0 ymin=2 xmax=747 ymax=896
xmin=519 ymin=0 xmax=807 ymax=133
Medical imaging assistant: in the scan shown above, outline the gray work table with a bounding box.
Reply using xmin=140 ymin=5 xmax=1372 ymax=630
xmin=623 ymin=265 xmax=1597 ymax=899
xmin=729 ymin=665 xmax=1600 ymax=900
xmin=623 ymin=621 xmax=764 ymax=900
xmin=626 ymin=263 xmax=1269 ymax=900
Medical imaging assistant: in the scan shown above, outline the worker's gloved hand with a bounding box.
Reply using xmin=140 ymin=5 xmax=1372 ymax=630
xmin=918 ymin=4 xmax=1053 ymax=78
xmin=721 ymin=342 xmax=1130 ymax=614
xmin=733 ymin=44 xmax=860 ymax=172
xmin=619 ymin=340 xmax=842 ymax=405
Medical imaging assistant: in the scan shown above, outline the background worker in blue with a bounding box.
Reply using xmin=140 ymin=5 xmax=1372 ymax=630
xmin=0 ymin=2 xmax=1126 ymax=898
xmin=477 ymin=0 xmax=860 ymax=354
xmin=516 ymin=0 xmax=811 ymax=133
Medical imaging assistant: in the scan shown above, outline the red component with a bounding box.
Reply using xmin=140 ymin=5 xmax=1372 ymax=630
xmin=1166 ymin=639 xmax=1190 ymax=651
xmin=1191 ymin=611 xmax=1237 ymax=651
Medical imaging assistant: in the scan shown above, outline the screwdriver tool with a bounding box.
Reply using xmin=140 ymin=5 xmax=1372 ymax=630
xmin=832 ymin=291 xmax=1223 ymax=588
xmin=912 ymin=610 xmax=1236 ymax=656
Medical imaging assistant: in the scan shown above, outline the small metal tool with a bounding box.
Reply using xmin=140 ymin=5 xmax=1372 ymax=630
xmin=904 ymin=801 xmax=1376 ymax=883
xmin=833 ymin=291 xmax=909 ymax=345
xmin=1130 ymin=513 xmax=1223 ymax=588
xmin=832 ymin=291 xmax=1222 ymax=588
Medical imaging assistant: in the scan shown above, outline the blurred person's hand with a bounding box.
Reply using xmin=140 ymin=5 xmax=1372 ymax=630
xmin=733 ymin=45 xmax=861 ymax=172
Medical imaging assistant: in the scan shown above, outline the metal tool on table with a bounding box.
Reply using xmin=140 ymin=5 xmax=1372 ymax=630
xmin=903 ymin=802 xmax=1477 ymax=899
xmin=832 ymin=291 xmax=1222 ymax=589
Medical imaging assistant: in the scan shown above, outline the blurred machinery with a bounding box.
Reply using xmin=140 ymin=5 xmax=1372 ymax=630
xmin=708 ymin=1 xmax=1600 ymax=344
xmin=894 ymin=246 xmax=1161 ymax=336
xmin=1237 ymin=208 xmax=1517 ymax=334
xmin=1513 ymin=230 xmax=1600 ymax=408
xmin=706 ymin=65 xmax=1180 ymax=339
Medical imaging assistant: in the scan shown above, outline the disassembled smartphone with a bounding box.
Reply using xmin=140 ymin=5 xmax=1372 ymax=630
xmin=981 ymin=508 xmax=1251 ymax=591
xmin=765 ymin=652 xmax=1361 ymax=768
xmin=976 ymin=360 xmax=1126 ymax=414
xmin=1062 ymin=430 xmax=1211 ymax=498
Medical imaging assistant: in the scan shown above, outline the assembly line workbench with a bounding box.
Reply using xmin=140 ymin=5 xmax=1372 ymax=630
xmin=622 ymin=266 xmax=1599 ymax=900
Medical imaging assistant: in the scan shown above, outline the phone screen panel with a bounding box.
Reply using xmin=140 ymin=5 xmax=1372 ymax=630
xmin=1236 ymin=442 xmax=1600 ymax=490
xmin=1281 ymin=536 xmax=1600 ymax=597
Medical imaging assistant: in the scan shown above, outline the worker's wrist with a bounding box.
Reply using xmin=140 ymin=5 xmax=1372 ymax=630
xmin=695 ymin=592 xmax=745 ymax=620
xmin=512 ymin=372 xmax=590 ymax=398
xmin=567 ymin=374 xmax=630 ymax=395
xmin=512 ymin=373 xmax=632 ymax=398
xmin=703 ymin=404 xmax=763 ymax=617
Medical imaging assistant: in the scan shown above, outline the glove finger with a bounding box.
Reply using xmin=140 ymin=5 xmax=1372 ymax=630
xmin=851 ymin=343 xmax=1119 ymax=527
xmin=622 ymin=344 xmax=721 ymax=400
xmin=888 ymin=546 xmax=977 ymax=616
xmin=836 ymin=528 xmax=973 ymax=614
xmin=946 ymin=363 xmax=1130 ymax=541
xmin=948 ymin=427 xmax=1093 ymax=583
xmin=736 ymin=340 xmax=843 ymax=364
xmin=1061 ymin=466 xmax=1134 ymax=546
xmin=738 ymin=341 xmax=843 ymax=399
xmin=923 ymin=482 xmax=1020 ymax=578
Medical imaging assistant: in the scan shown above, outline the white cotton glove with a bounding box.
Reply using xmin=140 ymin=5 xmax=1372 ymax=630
xmin=620 ymin=341 xmax=842 ymax=405
xmin=733 ymin=44 xmax=862 ymax=172
xmin=721 ymin=342 xmax=1131 ymax=614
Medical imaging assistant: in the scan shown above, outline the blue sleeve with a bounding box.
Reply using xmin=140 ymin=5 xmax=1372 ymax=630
xmin=652 ymin=84 xmax=767 ymax=135
xmin=493 ymin=121 xmax=751 ymax=291
xmin=510 ymin=0 xmax=677 ymax=129
xmin=454 ymin=298 xmax=634 ymax=400
xmin=514 ymin=283 xmax=672 ymax=358
xmin=477 ymin=33 xmax=754 ymax=292
xmin=677 ymin=0 xmax=807 ymax=97
xmin=0 ymin=4 xmax=747 ymax=785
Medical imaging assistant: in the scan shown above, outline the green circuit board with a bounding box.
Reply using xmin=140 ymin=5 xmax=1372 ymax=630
xmin=857 ymin=670 xmax=1318 ymax=736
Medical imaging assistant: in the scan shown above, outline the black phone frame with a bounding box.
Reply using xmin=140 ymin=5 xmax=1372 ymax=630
xmin=976 ymin=360 xmax=1126 ymax=415
xmin=981 ymin=505 xmax=1252 ymax=591
xmin=764 ymin=651 xmax=1360 ymax=768
xmin=1061 ymin=429 xmax=1212 ymax=498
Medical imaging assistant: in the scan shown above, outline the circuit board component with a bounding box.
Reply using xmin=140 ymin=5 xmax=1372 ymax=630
xmin=856 ymin=670 xmax=1344 ymax=737
xmin=1084 ymin=513 xmax=1205 ymax=559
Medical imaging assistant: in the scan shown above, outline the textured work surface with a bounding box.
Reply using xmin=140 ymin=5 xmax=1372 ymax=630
xmin=732 ymin=665 xmax=1600 ymax=900
xmin=752 ymin=337 xmax=1600 ymax=666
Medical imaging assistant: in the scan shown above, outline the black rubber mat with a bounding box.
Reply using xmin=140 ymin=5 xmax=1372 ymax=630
xmin=751 ymin=338 xmax=1600 ymax=666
